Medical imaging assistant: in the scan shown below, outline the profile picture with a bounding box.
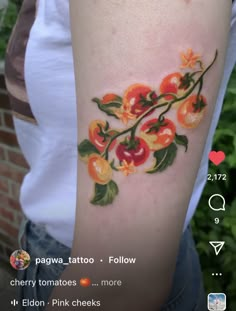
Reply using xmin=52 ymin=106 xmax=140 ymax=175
xmin=10 ymin=249 xmax=31 ymax=270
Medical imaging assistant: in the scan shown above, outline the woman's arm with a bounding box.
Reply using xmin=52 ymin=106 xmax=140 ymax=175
xmin=48 ymin=1 xmax=231 ymax=310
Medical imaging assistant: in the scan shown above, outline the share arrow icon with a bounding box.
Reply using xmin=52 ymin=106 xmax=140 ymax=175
xmin=209 ymin=241 xmax=225 ymax=256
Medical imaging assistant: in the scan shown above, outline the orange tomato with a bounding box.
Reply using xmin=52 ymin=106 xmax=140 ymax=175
xmin=89 ymin=120 xmax=116 ymax=152
xmin=140 ymin=118 xmax=176 ymax=151
xmin=177 ymin=95 xmax=207 ymax=128
xmin=88 ymin=154 xmax=113 ymax=185
xmin=123 ymin=83 xmax=157 ymax=117
xmin=160 ymin=72 xmax=183 ymax=100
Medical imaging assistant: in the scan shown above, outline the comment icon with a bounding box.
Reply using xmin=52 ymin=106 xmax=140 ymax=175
xmin=208 ymin=194 xmax=226 ymax=212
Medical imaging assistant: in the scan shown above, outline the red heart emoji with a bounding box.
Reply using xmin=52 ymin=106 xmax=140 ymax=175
xmin=208 ymin=151 xmax=225 ymax=166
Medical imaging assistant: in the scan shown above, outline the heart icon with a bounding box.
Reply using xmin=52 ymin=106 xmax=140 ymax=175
xmin=208 ymin=151 xmax=225 ymax=166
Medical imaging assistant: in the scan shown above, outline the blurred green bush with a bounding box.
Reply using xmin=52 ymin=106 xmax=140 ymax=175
xmin=0 ymin=1 xmax=20 ymax=59
xmin=0 ymin=0 xmax=236 ymax=308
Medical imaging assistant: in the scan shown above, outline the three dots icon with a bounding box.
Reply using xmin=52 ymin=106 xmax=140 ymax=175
xmin=211 ymin=273 xmax=222 ymax=277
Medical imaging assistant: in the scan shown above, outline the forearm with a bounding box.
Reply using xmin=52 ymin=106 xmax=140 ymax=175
xmin=49 ymin=1 xmax=231 ymax=309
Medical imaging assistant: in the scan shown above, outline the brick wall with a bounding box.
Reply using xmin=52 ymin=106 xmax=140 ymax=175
xmin=0 ymin=72 xmax=29 ymax=263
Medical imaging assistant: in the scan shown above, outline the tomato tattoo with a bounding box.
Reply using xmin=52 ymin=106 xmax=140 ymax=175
xmin=116 ymin=136 xmax=150 ymax=166
xmin=89 ymin=120 xmax=117 ymax=152
xmin=78 ymin=49 xmax=218 ymax=206
xmin=140 ymin=118 xmax=176 ymax=151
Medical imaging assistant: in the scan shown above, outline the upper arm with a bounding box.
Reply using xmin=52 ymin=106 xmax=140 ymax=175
xmin=69 ymin=1 xmax=231 ymax=309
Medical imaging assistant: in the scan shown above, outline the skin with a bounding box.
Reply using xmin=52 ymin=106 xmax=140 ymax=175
xmin=46 ymin=1 xmax=231 ymax=310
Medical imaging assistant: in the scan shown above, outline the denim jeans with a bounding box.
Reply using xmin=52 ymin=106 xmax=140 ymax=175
xmin=17 ymin=220 xmax=207 ymax=311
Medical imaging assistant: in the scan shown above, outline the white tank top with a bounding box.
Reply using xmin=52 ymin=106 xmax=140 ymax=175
xmin=12 ymin=0 xmax=236 ymax=247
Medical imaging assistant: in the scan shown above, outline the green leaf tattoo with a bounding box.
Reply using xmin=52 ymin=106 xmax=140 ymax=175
xmin=90 ymin=180 xmax=119 ymax=206
xmin=78 ymin=139 xmax=100 ymax=158
xmin=92 ymin=97 xmax=122 ymax=119
xmin=175 ymin=134 xmax=188 ymax=152
xmin=146 ymin=143 xmax=177 ymax=174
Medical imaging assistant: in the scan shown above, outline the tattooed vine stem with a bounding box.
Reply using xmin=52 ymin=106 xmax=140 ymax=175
xmin=102 ymin=50 xmax=218 ymax=160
